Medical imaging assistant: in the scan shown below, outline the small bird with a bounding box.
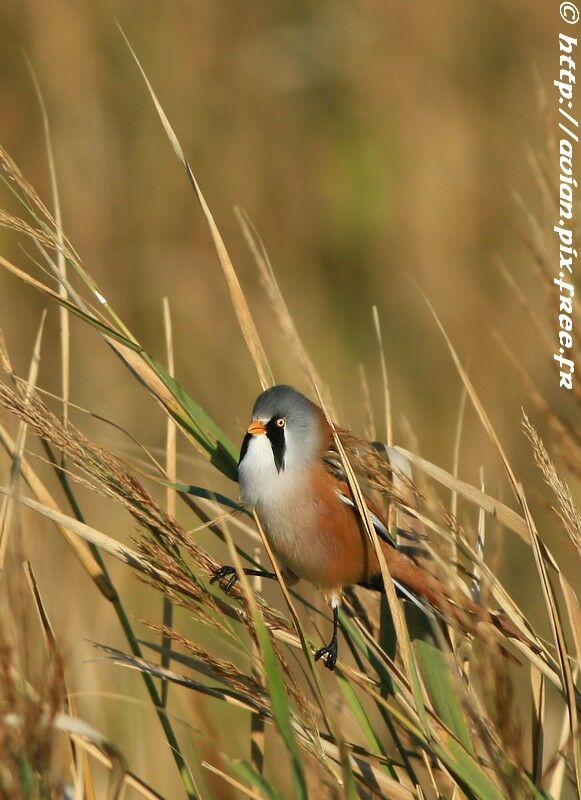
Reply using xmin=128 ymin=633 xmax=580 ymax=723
xmin=212 ymin=385 xmax=523 ymax=669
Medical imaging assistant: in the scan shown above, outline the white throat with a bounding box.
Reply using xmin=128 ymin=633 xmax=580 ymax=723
xmin=238 ymin=429 xmax=309 ymax=510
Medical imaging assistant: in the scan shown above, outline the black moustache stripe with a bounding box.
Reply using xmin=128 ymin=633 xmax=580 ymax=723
xmin=266 ymin=420 xmax=286 ymax=472
xmin=238 ymin=432 xmax=252 ymax=467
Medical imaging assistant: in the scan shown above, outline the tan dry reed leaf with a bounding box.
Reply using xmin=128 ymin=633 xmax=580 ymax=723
xmin=0 ymin=489 xmax=170 ymax=582
xmin=23 ymin=561 xmax=57 ymax=658
xmin=119 ymin=27 xmax=274 ymax=391
xmin=450 ymin=382 xmax=468 ymax=520
xmin=560 ymin=578 xmax=581 ymax=667
xmin=0 ymin=329 xmax=11 ymax=374
xmin=163 ymin=298 xmax=177 ymax=520
xmin=394 ymin=446 xmax=531 ymax=544
xmin=201 ymin=761 xmax=265 ymax=800
xmin=448 ymin=381 xmax=469 ymax=658
xmin=545 ymin=665 xmax=580 ymax=799
xmin=235 ymin=207 xmax=333 ymax=407
xmin=372 ymin=305 xmax=392 ymax=448
xmin=25 ymin=58 xmax=71 ymax=431
xmin=50 ymin=713 xmax=126 ymax=800
xmin=247 ymin=546 xmax=266 ymax=776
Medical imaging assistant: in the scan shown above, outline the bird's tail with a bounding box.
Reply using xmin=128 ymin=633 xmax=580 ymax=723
xmin=383 ymin=547 xmax=535 ymax=653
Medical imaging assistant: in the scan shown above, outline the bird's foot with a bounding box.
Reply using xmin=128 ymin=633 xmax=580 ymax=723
xmin=314 ymin=637 xmax=338 ymax=670
xmin=210 ymin=565 xmax=239 ymax=592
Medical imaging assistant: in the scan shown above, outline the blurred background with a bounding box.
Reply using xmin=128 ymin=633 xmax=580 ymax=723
xmin=0 ymin=1 xmax=578 ymax=797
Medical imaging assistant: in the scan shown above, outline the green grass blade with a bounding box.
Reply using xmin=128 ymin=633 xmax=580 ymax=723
xmin=340 ymin=616 xmax=516 ymax=800
xmin=231 ymin=760 xmax=286 ymax=800
xmin=335 ymin=674 xmax=397 ymax=779
xmin=379 ymin=594 xmax=396 ymax=696
xmin=409 ymin=608 xmax=473 ymax=753
xmin=442 ymin=739 xmax=504 ymax=800
xmin=149 ymin=358 xmax=239 ymax=480
xmin=254 ymin=614 xmax=309 ymax=800
xmin=339 ymin=610 xmax=420 ymax=783
xmin=159 ymin=480 xmax=243 ymax=511
xmin=220 ymin=524 xmax=310 ymax=799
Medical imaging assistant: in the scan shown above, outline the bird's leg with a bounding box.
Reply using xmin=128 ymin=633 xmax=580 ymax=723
xmin=210 ymin=565 xmax=276 ymax=592
xmin=314 ymin=599 xmax=339 ymax=670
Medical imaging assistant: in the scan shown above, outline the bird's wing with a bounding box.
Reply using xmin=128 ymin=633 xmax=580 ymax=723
xmin=323 ymin=430 xmax=398 ymax=547
xmin=334 ymin=489 xmax=397 ymax=548
xmin=323 ymin=428 xmax=411 ymax=500
xmin=323 ymin=432 xmax=429 ymax=553
xmin=321 ymin=431 xmax=382 ymax=506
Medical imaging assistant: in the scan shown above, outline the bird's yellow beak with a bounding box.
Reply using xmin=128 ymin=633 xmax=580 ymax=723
xmin=247 ymin=420 xmax=267 ymax=436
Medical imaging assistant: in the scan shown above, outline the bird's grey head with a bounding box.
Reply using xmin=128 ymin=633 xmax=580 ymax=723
xmin=238 ymin=385 xmax=322 ymax=505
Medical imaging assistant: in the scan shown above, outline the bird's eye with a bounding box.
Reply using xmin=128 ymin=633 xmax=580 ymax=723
xmin=275 ymin=417 xmax=286 ymax=427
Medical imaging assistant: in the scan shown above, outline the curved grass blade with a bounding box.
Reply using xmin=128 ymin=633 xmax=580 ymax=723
xmin=118 ymin=25 xmax=274 ymax=392
xmin=230 ymin=760 xmax=286 ymax=800
xmin=408 ymin=608 xmax=473 ymax=754
xmin=150 ymin=358 xmax=239 ymax=480
xmin=220 ymin=523 xmax=311 ymax=799
xmin=0 ymin=256 xmax=141 ymax=350
xmin=0 ymin=251 xmax=240 ymax=480
xmin=159 ymin=480 xmax=244 ymax=512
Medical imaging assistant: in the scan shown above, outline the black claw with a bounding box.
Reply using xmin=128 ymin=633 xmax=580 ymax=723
xmin=314 ymin=638 xmax=338 ymax=670
xmin=315 ymin=603 xmax=340 ymax=670
xmin=210 ymin=565 xmax=239 ymax=592
xmin=225 ymin=573 xmax=238 ymax=591
xmin=211 ymin=565 xmax=278 ymax=593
